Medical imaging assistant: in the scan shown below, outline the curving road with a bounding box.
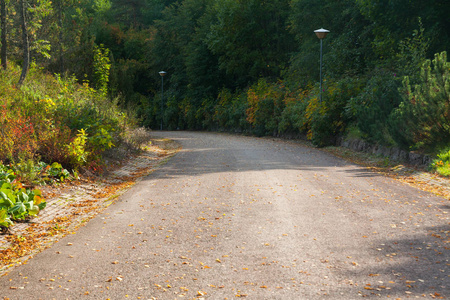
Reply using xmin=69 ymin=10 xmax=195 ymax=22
xmin=1 ymin=132 xmax=448 ymax=299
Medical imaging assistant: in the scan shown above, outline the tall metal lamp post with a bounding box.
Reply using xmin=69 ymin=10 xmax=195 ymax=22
xmin=159 ymin=71 xmax=167 ymax=130
xmin=314 ymin=28 xmax=330 ymax=102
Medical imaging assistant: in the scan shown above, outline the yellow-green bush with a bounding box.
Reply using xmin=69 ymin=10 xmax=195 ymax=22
xmin=0 ymin=62 xmax=130 ymax=171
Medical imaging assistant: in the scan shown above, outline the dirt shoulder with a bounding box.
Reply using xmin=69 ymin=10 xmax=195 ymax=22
xmin=324 ymin=145 xmax=450 ymax=201
xmin=0 ymin=137 xmax=181 ymax=275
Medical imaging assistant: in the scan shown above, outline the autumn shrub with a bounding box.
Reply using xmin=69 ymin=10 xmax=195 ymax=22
xmin=121 ymin=127 xmax=152 ymax=150
xmin=278 ymin=88 xmax=310 ymax=135
xmin=214 ymin=89 xmax=249 ymax=132
xmin=196 ymin=97 xmax=217 ymax=130
xmin=0 ymin=105 xmax=38 ymax=163
xmin=0 ymin=61 xmax=131 ymax=173
xmin=213 ymin=89 xmax=232 ymax=130
xmin=177 ymin=98 xmax=196 ymax=130
xmin=246 ymin=79 xmax=284 ymax=137
xmin=302 ymin=78 xmax=363 ymax=147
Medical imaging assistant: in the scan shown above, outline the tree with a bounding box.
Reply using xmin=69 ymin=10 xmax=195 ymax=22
xmin=18 ymin=0 xmax=29 ymax=85
xmin=356 ymin=0 xmax=450 ymax=60
xmin=1 ymin=0 xmax=7 ymax=70
xmin=205 ymin=0 xmax=294 ymax=88
xmin=56 ymin=0 xmax=64 ymax=74
xmin=391 ymin=51 xmax=450 ymax=151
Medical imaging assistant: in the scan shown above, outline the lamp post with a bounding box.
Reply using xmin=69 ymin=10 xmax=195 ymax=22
xmin=314 ymin=28 xmax=330 ymax=102
xmin=159 ymin=71 xmax=166 ymax=130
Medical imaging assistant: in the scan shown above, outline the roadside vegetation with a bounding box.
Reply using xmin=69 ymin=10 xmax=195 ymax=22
xmin=0 ymin=62 xmax=149 ymax=232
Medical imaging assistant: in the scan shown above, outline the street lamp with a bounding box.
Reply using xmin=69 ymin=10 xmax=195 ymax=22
xmin=159 ymin=71 xmax=167 ymax=130
xmin=314 ymin=28 xmax=330 ymax=102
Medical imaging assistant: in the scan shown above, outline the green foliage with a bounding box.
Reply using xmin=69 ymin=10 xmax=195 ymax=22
xmin=214 ymin=88 xmax=249 ymax=132
xmin=431 ymin=148 xmax=450 ymax=177
xmin=92 ymin=44 xmax=111 ymax=96
xmin=0 ymin=163 xmax=47 ymax=228
xmin=355 ymin=0 xmax=450 ymax=62
xmin=88 ymin=126 xmax=115 ymax=154
xmin=0 ymin=61 xmax=131 ymax=172
xmin=66 ymin=129 xmax=89 ymax=169
xmin=287 ymin=0 xmax=372 ymax=84
xmin=246 ymin=79 xmax=285 ymax=136
xmin=206 ymin=0 xmax=294 ymax=86
xmin=278 ymin=89 xmax=309 ymax=135
xmin=390 ymin=51 xmax=450 ymax=151
xmin=45 ymin=162 xmax=71 ymax=182
xmin=346 ymin=70 xmax=401 ymax=145
xmin=304 ymin=78 xmax=363 ymax=147
xmin=396 ymin=19 xmax=429 ymax=80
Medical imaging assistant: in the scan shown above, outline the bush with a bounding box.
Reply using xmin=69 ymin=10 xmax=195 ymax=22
xmin=278 ymin=88 xmax=309 ymax=135
xmin=0 ymin=163 xmax=47 ymax=230
xmin=431 ymin=148 xmax=450 ymax=177
xmin=0 ymin=61 xmax=132 ymax=172
xmin=346 ymin=70 xmax=401 ymax=145
xmin=305 ymin=78 xmax=363 ymax=147
xmin=214 ymin=89 xmax=249 ymax=132
xmin=390 ymin=51 xmax=450 ymax=151
xmin=0 ymin=106 xmax=38 ymax=163
xmin=246 ymin=79 xmax=284 ymax=137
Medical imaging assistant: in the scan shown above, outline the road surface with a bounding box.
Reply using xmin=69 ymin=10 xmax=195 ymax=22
xmin=1 ymin=132 xmax=448 ymax=299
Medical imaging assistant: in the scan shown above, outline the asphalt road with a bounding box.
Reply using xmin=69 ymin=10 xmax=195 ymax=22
xmin=1 ymin=132 xmax=448 ymax=299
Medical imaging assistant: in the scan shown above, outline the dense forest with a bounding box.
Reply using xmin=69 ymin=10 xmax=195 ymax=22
xmin=2 ymin=0 xmax=450 ymax=156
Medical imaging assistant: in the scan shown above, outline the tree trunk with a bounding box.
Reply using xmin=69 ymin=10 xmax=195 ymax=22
xmin=57 ymin=0 xmax=64 ymax=75
xmin=18 ymin=0 xmax=29 ymax=85
xmin=1 ymin=0 xmax=7 ymax=70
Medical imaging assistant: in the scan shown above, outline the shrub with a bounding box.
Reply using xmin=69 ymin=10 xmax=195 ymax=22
xmin=390 ymin=51 xmax=450 ymax=151
xmin=346 ymin=70 xmax=401 ymax=145
xmin=305 ymin=78 xmax=363 ymax=147
xmin=246 ymin=79 xmax=284 ymax=137
xmin=278 ymin=88 xmax=309 ymax=135
xmin=0 ymin=105 xmax=38 ymax=163
xmin=0 ymin=61 xmax=132 ymax=173
xmin=0 ymin=163 xmax=47 ymax=229
xmin=431 ymin=148 xmax=450 ymax=177
xmin=214 ymin=89 xmax=249 ymax=132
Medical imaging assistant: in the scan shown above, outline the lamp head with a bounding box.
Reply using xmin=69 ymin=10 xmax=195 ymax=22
xmin=314 ymin=28 xmax=330 ymax=39
xmin=159 ymin=71 xmax=167 ymax=77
